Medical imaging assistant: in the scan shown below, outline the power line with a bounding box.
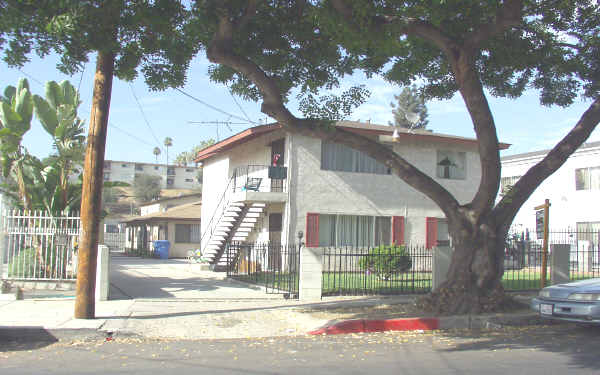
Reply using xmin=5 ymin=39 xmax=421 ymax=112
xmin=129 ymin=83 xmax=162 ymax=148
xmin=17 ymin=69 xmax=44 ymax=86
xmin=188 ymin=120 xmax=252 ymax=141
xmin=109 ymin=122 xmax=156 ymax=149
xmin=229 ymin=90 xmax=254 ymax=123
xmin=175 ymin=88 xmax=258 ymax=124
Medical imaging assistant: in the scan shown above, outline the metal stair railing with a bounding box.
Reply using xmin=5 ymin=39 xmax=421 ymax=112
xmin=199 ymin=173 xmax=236 ymax=256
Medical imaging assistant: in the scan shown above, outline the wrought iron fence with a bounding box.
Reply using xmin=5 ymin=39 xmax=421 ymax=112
xmin=104 ymin=232 xmax=126 ymax=252
xmin=322 ymin=244 xmax=432 ymax=296
xmin=226 ymin=242 xmax=300 ymax=298
xmin=503 ymin=228 xmax=600 ymax=290
xmin=1 ymin=209 xmax=80 ymax=281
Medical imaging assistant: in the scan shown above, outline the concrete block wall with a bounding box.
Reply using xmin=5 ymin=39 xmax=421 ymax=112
xmin=299 ymin=247 xmax=323 ymax=300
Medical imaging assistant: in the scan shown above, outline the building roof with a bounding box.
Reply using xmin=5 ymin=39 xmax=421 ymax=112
xmin=105 ymin=160 xmax=200 ymax=169
xmin=138 ymin=193 xmax=202 ymax=208
xmin=122 ymin=201 xmax=201 ymax=224
xmin=194 ymin=121 xmax=510 ymax=162
xmin=501 ymin=140 xmax=600 ymax=162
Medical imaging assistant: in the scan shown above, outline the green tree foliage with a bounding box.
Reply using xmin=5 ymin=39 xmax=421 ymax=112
xmin=152 ymin=146 xmax=161 ymax=163
xmin=359 ymin=245 xmax=412 ymax=281
xmin=0 ymin=78 xmax=33 ymax=208
xmin=164 ymin=137 xmax=173 ymax=165
xmin=389 ymin=86 xmax=428 ymax=129
xmin=174 ymin=138 xmax=215 ymax=166
xmin=0 ymin=78 xmax=87 ymax=213
xmin=133 ymin=173 xmax=162 ymax=203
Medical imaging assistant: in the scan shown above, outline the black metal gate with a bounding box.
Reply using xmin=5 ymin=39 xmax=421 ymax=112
xmin=227 ymin=242 xmax=300 ymax=298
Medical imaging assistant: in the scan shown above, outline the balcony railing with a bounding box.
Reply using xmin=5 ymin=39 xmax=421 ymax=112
xmin=232 ymin=165 xmax=287 ymax=193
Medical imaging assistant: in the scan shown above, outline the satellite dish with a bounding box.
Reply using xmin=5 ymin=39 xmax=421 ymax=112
xmin=405 ymin=111 xmax=419 ymax=125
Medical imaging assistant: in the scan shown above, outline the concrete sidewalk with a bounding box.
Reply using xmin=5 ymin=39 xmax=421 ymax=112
xmin=0 ymin=255 xmax=538 ymax=340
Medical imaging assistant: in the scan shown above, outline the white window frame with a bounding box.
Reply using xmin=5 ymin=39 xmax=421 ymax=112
xmin=575 ymin=166 xmax=600 ymax=191
xmin=318 ymin=214 xmax=391 ymax=247
xmin=436 ymin=150 xmax=466 ymax=180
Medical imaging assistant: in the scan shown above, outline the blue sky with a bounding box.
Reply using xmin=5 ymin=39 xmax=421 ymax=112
xmin=2 ymin=52 xmax=598 ymax=165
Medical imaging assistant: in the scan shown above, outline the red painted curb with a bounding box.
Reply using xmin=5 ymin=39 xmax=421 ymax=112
xmin=308 ymin=318 xmax=440 ymax=335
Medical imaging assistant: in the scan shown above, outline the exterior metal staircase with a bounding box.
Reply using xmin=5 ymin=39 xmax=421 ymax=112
xmin=202 ymin=202 xmax=266 ymax=270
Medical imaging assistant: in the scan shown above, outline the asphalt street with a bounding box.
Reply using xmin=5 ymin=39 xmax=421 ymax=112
xmin=2 ymin=323 xmax=600 ymax=374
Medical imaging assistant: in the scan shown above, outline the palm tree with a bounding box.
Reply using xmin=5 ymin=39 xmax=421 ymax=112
xmin=152 ymin=147 xmax=161 ymax=163
xmin=163 ymin=137 xmax=173 ymax=166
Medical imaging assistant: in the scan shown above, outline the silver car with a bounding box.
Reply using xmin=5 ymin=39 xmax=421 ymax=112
xmin=531 ymin=278 xmax=600 ymax=324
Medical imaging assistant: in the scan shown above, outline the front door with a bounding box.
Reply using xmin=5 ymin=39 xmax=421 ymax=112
xmin=270 ymin=139 xmax=285 ymax=192
xmin=268 ymin=213 xmax=283 ymax=270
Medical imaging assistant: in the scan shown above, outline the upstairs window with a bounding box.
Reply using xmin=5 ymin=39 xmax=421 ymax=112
xmin=135 ymin=164 xmax=144 ymax=171
xmin=575 ymin=166 xmax=600 ymax=190
xmin=437 ymin=150 xmax=466 ymax=180
xmin=321 ymin=141 xmax=390 ymax=175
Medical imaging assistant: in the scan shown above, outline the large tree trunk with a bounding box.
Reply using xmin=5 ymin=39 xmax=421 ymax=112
xmin=74 ymin=51 xmax=114 ymax=319
xmin=418 ymin=214 xmax=510 ymax=315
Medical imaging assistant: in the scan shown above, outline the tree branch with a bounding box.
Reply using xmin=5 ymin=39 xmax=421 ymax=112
xmin=206 ymin=9 xmax=461 ymax=219
xmin=494 ymin=97 xmax=600 ymax=227
xmin=464 ymin=0 xmax=523 ymax=50
xmin=328 ymin=0 xmax=458 ymax=56
xmin=451 ymin=54 xmax=502 ymax=217
xmin=233 ymin=0 xmax=258 ymax=30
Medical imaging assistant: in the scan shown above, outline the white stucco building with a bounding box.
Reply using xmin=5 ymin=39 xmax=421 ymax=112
xmin=102 ymin=160 xmax=201 ymax=190
xmin=500 ymin=141 xmax=600 ymax=233
xmin=197 ymin=121 xmax=509 ymax=266
xmin=123 ymin=195 xmax=202 ymax=258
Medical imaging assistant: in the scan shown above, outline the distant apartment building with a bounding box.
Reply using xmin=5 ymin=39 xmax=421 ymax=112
xmin=500 ymin=141 xmax=600 ymax=232
xmin=103 ymin=160 xmax=201 ymax=190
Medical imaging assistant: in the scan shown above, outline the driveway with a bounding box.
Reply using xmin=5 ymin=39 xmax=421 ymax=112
xmin=109 ymin=254 xmax=278 ymax=300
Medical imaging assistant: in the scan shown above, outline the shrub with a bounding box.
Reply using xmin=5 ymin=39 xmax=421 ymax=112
xmin=359 ymin=245 xmax=412 ymax=281
xmin=8 ymin=248 xmax=38 ymax=278
xmin=8 ymin=244 xmax=71 ymax=279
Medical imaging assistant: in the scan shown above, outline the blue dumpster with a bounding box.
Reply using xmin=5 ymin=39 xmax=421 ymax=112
xmin=153 ymin=240 xmax=171 ymax=259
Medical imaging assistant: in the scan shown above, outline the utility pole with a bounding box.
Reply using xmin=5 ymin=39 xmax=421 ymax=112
xmin=74 ymin=51 xmax=114 ymax=319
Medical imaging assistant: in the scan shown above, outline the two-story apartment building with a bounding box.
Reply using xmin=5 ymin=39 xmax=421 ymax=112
xmin=500 ymin=141 xmax=600 ymax=233
xmin=196 ymin=121 xmax=509 ymax=267
xmin=103 ymin=160 xmax=201 ymax=190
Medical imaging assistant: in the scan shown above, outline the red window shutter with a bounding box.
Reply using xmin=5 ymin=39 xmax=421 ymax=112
xmin=392 ymin=216 xmax=405 ymax=245
xmin=306 ymin=213 xmax=319 ymax=247
xmin=426 ymin=217 xmax=438 ymax=249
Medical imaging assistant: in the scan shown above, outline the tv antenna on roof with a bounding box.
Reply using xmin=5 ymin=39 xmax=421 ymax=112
xmin=188 ymin=119 xmax=251 ymax=141
xmin=392 ymin=110 xmax=420 ymax=141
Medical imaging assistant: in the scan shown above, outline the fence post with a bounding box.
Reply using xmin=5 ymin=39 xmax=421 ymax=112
xmin=550 ymin=244 xmax=570 ymax=285
xmin=299 ymin=246 xmax=323 ymax=300
xmin=95 ymin=244 xmax=110 ymax=301
xmin=432 ymin=246 xmax=452 ymax=291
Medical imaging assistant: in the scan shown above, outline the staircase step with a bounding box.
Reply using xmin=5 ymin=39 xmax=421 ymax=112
xmin=245 ymin=212 xmax=261 ymax=218
xmin=251 ymin=203 xmax=266 ymax=208
xmin=240 ymin=217 xmax=258 ymax=223
xmin=220 ymin=217 xmax=240 ymax=222
xmin=225 ymin=206 xmax=244 ymax=212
